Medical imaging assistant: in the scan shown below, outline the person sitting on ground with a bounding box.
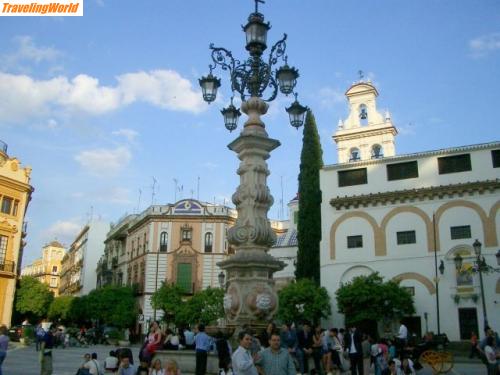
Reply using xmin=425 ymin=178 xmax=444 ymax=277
xmin=117 ymin=357 xmax=136 ymax=375
xmin=164 ymin=359 xmax=181 ymax=375
xmin=104 ymin=350 xmax=119 ymax=373
xmin=150 ymin=359 xmax=165 ymax=375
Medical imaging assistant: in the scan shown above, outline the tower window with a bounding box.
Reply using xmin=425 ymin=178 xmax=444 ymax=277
xmin=160 ymin=231 xmax=168 ymax=252
xmin=359 ymin=104 xmax=368 ymax=120
xmin=371 ymin=144 xmax=383 ymax=159
xmin=349 ymin=148 xmax=361 ymax=162
xmin=204 ymin=232 xmax=213 ymax=253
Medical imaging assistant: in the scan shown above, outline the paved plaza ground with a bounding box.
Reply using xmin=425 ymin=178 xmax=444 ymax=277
xmin=2 ymin=343 xmax=487 ymax=375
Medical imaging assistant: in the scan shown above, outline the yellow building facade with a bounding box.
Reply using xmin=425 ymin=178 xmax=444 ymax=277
xmin=0 ymin=141 xmax=33 ymax=326
xmin=21 ymin=241 xmax=66 ymax=297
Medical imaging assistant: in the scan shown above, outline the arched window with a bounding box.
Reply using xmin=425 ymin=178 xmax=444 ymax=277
xmin=205 ymin=232 xmax=213 ymax=253
xmin=160 ymin=231 xmax=168 ymax=252
xmin=371 ymin=144 xmax=383 ymax=159
xmin=349 ymin=147 xmax=360 ymax=162
xmin=359 ymin=104 xmax=368 ymax=125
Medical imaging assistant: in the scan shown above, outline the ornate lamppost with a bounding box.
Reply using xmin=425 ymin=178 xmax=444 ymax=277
xmin=453 ymin=239 xmax=500 ymax=330
xmin=199 ymin=0 xmax=307 ymax=330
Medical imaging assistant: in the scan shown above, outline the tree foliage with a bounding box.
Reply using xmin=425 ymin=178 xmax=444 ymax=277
xmin=150 ymin=282 xmax=184 ymax=324
xmin=296 ymin=110 xmax=323 ymax=284
xmin=15 ymin=276 xmax=54 ymax=321
xmin=336 ymin=272 xmax=415 ymax=326
xmin=85 ymin=286 xmax=137 ymax=328
xmin=277 ymin=279 xmax=331 ymax=325
xmin=177 ymin=287 xmax=224 ymax=326
xmin=48 ymin=295 xmax=75 ymax=323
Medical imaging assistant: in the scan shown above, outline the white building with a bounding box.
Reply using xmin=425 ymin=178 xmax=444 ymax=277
xmin=320 ymin=81 xmax=500 ymax=341
xmin=60 ymin=220 xmax=109 ymax=296
xmin=270 ymin=197 xmax=299 ymax=288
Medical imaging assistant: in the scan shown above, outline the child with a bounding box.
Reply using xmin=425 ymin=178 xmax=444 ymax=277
xmin=136 ymin=360 xmax=149 ymax=375
xmin=165 ymin=359 xmax=181 ymax=375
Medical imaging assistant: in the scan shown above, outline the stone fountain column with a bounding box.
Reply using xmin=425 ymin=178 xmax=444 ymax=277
xmin=218 ymin=96 xmax=285 ymax=331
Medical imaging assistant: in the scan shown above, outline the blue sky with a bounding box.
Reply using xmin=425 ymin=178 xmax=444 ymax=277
xmin=1 ymin=0 xmax=499 ymax=265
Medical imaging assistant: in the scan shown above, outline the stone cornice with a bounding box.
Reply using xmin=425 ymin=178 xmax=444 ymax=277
xmin=324 ymin=141 xmax=500 ymax=171
xmin=333 ymin=126 xmax=397 ymax=142
xmin=329 ymin=179 xmax=500 ymax=210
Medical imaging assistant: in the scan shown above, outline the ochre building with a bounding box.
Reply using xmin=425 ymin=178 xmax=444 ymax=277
xmin=0 ymin=141 xmax=33 ymax=326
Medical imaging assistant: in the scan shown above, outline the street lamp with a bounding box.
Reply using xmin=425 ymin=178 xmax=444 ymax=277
xmin=199 ymin=0 xmax=306 ymax=328
xmin=454 ymin=240 xmax=500 ymax=330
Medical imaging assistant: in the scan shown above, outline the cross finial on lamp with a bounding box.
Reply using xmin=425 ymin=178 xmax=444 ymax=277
xmin=254 ymin=0 xmax=265 ymax=13
xmin=358 ymin=70 xmax=364 ymax=81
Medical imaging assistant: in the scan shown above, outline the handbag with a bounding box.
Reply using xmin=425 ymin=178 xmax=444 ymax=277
xmin=76 ymin=369 xmax=90 ymax=375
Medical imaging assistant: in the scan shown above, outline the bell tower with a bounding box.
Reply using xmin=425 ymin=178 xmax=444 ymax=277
xmin=333 ymin=81 xmax=397 ymax=163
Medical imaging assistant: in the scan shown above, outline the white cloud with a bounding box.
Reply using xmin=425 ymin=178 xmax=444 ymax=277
xmin=112 ymin=128 xmax=139 ymax=142
xmin=469 ymin=33 xmax=500 ymax=57
xmin=117 ymin=70 xmax=206 ymax=113
xmin=74 ymin=146 xmax=132 ymax=177
xmin=0 ymin=69 xmax=207 ymax=123
xmin=45 ymin=218 xmax=82 ymax=246
xmin=317 ymin=87 xmax=344 ymax=108
xmin=3 ymin=36 xmax=61 ymax=67
xmin=200 ymin=161 xmax=218 ymax=169
xmin=60 ymin=74 xmax=122 ymax=114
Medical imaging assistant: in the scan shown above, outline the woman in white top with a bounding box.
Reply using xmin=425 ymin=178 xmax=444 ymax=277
xmin=104 ymin=350 xmax=119 ymax=373
xmin=149 ymin=359 xmax=165 ymax=375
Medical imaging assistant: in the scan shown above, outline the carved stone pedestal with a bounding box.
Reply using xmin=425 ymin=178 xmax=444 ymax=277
xmin=218 ymin=97 xmax=285 ymax=331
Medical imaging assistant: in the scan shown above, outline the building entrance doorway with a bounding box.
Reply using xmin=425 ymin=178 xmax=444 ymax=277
xmin=458 ymin=308 xmax=478 ymax=340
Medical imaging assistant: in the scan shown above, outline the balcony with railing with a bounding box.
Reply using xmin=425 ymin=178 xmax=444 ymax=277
xmin=0 ymin=260 xmax=16 ymax=273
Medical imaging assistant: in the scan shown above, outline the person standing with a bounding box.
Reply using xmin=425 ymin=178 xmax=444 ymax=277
xmin=344 ymin=325 xmax=363 ymax=375
xmin=256 ymin=332 xmax=296 ymax=375
xmin=215 ymin=331 xmax=232 ymax=374
xmin=40 ymin=324 xmax=56 ymax=375
xmin=0 ymin=325 xmax=9 ymax=375
xmin=232 ymin=331 xmax=258 ymax=375
xmin=311 ymin=326 xmax=324 ymax=375
xmin=396 ymin=321 xmax=408 ymax=355
xmin=297 ymin=322 xmax=313 ymax=375
xmin=184 ymin=327 xmax=195 ymax=350
xmin=469 ymin=331 xmax=479 ymax=359
xmin=361 ymin=335 xmax=371 ymax=375
xmin=195 ymin=324 xmax=213 ymax=375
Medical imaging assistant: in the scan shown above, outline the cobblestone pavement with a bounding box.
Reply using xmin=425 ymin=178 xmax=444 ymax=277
xmin=3 ymin=344 xmax=140 ymax=375
xmin=3 ymin=344 xmax=487 ymax=375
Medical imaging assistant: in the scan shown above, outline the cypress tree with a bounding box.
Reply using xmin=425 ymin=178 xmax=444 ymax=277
xmin=295 ymin=110 xmax=323 ymax=284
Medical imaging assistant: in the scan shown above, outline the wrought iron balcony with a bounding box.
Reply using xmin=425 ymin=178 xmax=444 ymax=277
xmin=0 ymin=260 xmax=15 ymax=273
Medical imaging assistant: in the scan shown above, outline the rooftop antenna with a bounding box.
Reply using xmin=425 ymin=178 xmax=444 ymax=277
xmin=197 ymin=176 xmax=200 ymax=201
xmin=151 ymin=177 xmax=157 ymax=205
xmin=173 ymin=178 xmax=178 ymax=202
xmin=358 ymin=70 xmax=364 ymax=81
xmin=190 ymin=189 xmax=194 ymax=199
xmin=136 ymin=189 xmax=142 ymax=213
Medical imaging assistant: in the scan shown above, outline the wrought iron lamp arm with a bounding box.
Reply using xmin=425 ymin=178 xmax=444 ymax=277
xmin=268 ymin=33 xmax=287 ymax=67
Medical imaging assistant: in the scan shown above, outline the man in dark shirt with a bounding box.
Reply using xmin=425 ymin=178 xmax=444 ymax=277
xmin=344 ymin=325 xmax=363 ymax=375
xmin=297 ymin=322 xmax=313 ymax=375
xmin=40 ymin=324 xmax=56 ymax=375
